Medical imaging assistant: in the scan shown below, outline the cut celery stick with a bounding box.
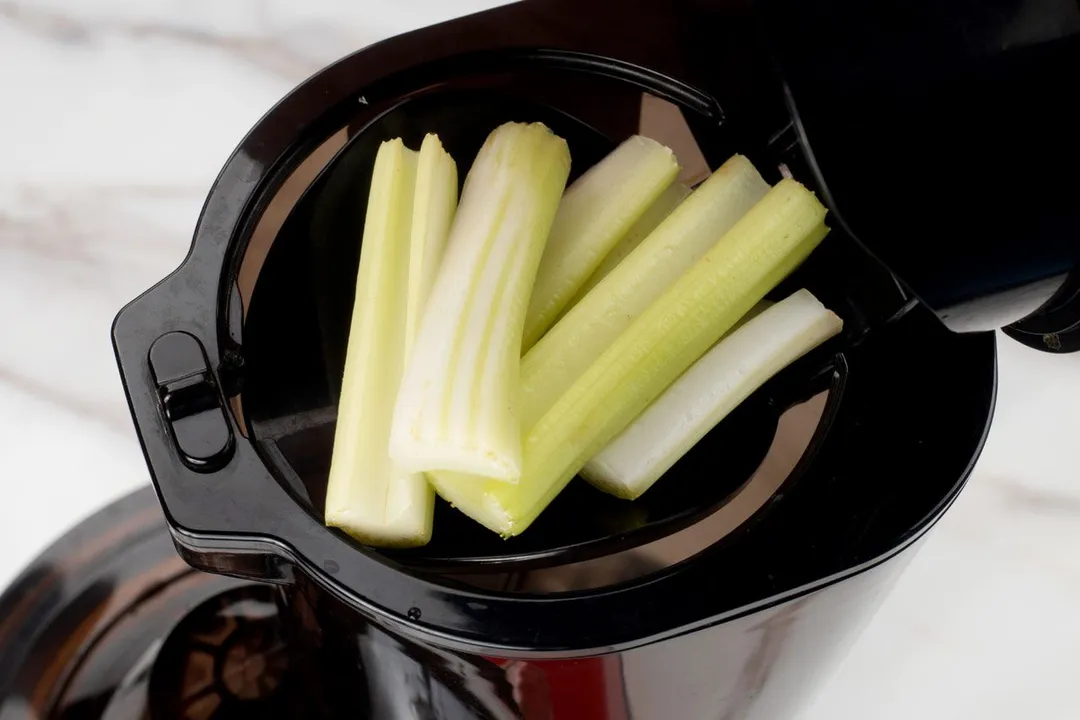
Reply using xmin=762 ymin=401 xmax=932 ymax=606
xmin=325 ymin=138 xmax=436 ymax=548
xmin=522 ymin=136 xmax=680 ymax=349
xmin=567 ymin=181 xmax=691 ymax=310
xmin=405 ymin=134 xmax=458 ymax=359
xmin=519 ymin=154 xmax=769 ymax=432
xmin=429 ymin=179 xmax=829 ymax=536
xmin=583 ymin=289 xmax=843 ymax=499
xmin=390 ymin=122 xmax=570 ymax=481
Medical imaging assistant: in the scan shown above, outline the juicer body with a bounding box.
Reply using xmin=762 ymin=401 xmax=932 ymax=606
xmin=0 ymin=483 xmax=926 ymax=720
xmin=276 ymin=550 xmax=914 ymax=719
xmin=110 ymin=0 xmax=1003 ymax=717
xmin=122 ymin=287 xmax=995 ymax=718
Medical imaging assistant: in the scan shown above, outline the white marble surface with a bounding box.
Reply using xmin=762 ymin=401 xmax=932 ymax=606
xmin=1 ymin=1 xmax=1078 ymax=717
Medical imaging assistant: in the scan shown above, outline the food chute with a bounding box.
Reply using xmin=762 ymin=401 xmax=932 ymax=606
xmin=5 ymin=0 xmax=1076 ymax=718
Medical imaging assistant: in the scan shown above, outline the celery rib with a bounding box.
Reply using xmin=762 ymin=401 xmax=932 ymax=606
xmin=522 ymin=135 xmax=681 ymax=349
xmin=520 ymin=154 xmax=769 ymax=432
xmin=390 ymin=122 xmax=570 ymax=482
xmin=405 ymin=134 xmax=458 ymax=359
xmin=583 ymin=289 xmax=843 ymax=499
xmin=324 ymin=139 xmax=434 ymax=547
xmin=430 ymin=179 xmax=829 ymax=536
xmin=565 ymin=180 xmax=691 ymax=312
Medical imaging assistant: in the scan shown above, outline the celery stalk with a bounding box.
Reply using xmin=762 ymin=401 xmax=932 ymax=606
xmin=522 ymin=136 xmax=681 ymax=349
xmin=583 ymin=289 xmax=843 ymax=499
xmin=325 ymin=138 xmax=436 ymax=547
xmin=520 ymin=154 xmax=769 ymax=431
xmin=405 ymin=134 xmax=458 ymax=358
xmin=390 ymin=122 xmax=570 ymax=481
xmin=565 ymin=180 xmax=691 ymax=311
xmin=430 ymin=179 xmax=829 ymax=536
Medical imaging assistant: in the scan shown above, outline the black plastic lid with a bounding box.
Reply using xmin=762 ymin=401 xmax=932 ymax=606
xmin=757 ymin=0 xmax=1080 ymax=341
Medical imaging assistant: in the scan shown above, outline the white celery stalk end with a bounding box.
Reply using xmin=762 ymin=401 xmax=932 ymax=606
xmin=325 ymin=138 xmax=435 ymax=548
xmin=566 ymin=180 xmax=691 ymax=311
xmin=583 ymin=289 xmax=843 ymax=500
xmin=520 ymin=153 xmax=769 ymax=431
xmin=521 ymin=135 xmax=681 ymax=349
xmin=432 ymin=179 xmax=830 ymax=536
xmin=405 ymin=134 xmax=458 ymax=357
xmin=390 ymin=122 xmax=571 ymax=482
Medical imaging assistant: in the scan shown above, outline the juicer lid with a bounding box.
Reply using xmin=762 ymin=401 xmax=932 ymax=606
xmin=113 ymin=0 xmax=995 ymax=654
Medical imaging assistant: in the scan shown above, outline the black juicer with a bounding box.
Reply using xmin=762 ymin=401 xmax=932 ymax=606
xmin=3 ymin=0 xmax=1078 ymax=717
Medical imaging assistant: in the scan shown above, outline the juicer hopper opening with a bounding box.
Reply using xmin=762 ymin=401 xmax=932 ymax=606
xmin=229 ymin=70 xmax=849 ymax=575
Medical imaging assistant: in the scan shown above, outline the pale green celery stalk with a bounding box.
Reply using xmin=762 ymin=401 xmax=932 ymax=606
xmin=325 ymin=138 xmax=436 ymax=548
xmin=519 ymin=154 xmax=769 ymax=432
xmin=521 ymin=136 xmax=680 ymax=349
xmin=405 ymin=134 xmax=458 ymax=358
xmin=583 ymin=289 xmax=843 ymax=499
xmin=566 ymin=181 xmax=691 ymax=311
xmin=429 ymin=179 xmax=829 ymax=536
xmin=390 ymin=122 xmax=570 ymax=482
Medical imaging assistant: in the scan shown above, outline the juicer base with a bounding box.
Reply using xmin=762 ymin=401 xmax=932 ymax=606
xmin=0 ymin=488 xmax=303 ymax=720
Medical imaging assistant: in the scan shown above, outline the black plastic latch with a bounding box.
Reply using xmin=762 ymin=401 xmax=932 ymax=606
xmin=149 ymin=332 xmax=234 ymax=472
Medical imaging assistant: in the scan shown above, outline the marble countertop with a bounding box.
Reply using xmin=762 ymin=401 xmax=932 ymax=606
xmin=1 ymin=2 xmax=1078 ymax=717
